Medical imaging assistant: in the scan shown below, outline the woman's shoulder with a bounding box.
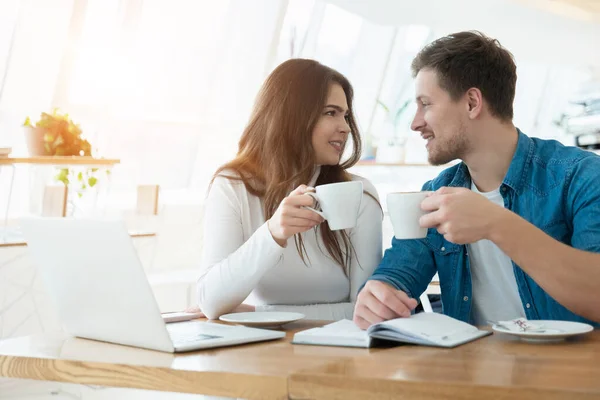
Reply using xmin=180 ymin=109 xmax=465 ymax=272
xmin=347 ymin=173 xmax=379 ymax=200
xmin=213 ymin=168 xmax=240 ymax=183
xmin=211 ymin=169 xmax=251 ymax=196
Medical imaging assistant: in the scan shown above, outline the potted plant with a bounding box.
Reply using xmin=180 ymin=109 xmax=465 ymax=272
xmin=374 ymin=98 xmax=412 ymax=163
xmin=23 ymin=109 xmax=103 ymax=194
xmin=23 ymin=109 xmax=91 ymax=157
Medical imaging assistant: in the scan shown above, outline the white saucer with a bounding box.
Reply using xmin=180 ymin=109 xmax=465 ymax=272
xmin=492 ymin=320 xmax=594 ymax=342
xmin=219 ymin=312 xmax=305 ymax=328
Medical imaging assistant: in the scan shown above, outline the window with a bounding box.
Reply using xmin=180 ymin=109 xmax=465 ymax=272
xmin=52 ymin=0 xmax=285 ymax=192
xmin=0 ymin=0 xmax=20 ymax=105
xmin=66 ymin=0 xmax=231 ymax=123
xmin=275 ymin=3 xmax=431 ymax=161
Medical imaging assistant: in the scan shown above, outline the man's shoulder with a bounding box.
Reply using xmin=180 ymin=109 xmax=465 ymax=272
xmin=528 ymin=138 xmax=600 ymax=185
xmin=530 ymin=137 xmax=599 ymax=166
xmin=512 ymin=137 xmax=600 ymax=199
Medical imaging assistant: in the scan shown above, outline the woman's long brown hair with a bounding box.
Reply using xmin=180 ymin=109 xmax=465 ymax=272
xmin=213 ymin=59 xmax=364 ymax=273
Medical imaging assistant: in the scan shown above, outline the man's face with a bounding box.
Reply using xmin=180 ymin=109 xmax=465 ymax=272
xmin=411 ymin=69 xmax=471 ymax=165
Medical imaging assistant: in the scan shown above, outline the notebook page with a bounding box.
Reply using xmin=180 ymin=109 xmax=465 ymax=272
xmin=371 ymin=312 xmax=478 ymax=342
xmin=307 ymin=319 xmax=366 ymax=338
xmin=368 ymin=329 xmax=434 ymax=345
xmin=292 ymin=319 xmax=370 ymax=347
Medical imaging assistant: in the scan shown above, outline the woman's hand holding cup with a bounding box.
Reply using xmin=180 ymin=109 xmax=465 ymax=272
xmin=267 ymin=184 xmax=324 ymax=247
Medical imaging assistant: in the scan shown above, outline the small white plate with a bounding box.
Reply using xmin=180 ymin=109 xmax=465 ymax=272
xmin=219 ymin=312 xmax=305 ymax=328
xmin=492 ymin=320 xmax=594 ymax=342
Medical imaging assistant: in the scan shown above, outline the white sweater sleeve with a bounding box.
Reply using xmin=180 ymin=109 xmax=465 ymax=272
xmin=197 ymin=176 xmax=285 ymax=319
xmin=255 ymin=178 xmax=383 ymax=320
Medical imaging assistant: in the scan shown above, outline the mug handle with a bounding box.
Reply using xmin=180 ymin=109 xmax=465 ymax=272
xmin=302 ymin=192 xmax=326 ymax=219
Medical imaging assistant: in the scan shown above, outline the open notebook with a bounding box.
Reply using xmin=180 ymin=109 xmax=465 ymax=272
xmin=292 ymin=312 xmax=491 ymax=348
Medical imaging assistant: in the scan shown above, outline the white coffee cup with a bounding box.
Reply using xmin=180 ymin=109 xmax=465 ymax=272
xmin=304 ymin=181 xmax=363 ymax=231
xmin=386 ymin=191 xmax=432 ymax=239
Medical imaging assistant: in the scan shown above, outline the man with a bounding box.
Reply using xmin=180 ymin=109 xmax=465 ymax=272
xmin=354 ymin=31 xmax=600 ymax=329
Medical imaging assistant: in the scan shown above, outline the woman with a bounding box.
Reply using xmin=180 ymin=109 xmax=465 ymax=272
xmin=196 ymin=58 xmax=382 ymax=320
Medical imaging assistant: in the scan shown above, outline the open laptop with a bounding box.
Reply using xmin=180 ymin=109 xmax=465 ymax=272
xmin=20 ymin=217 xmax=285 ymax=353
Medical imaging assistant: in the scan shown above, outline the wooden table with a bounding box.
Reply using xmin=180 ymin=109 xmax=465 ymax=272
xmin=0 ymin=321 xmax=348 ymax=399
xmin=0 ymin=320 xmax=598 ymax=400
xmin=289 ymin=329 xmax=600 ymax=400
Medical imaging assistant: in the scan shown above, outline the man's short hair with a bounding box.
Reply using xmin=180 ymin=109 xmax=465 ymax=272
xmin=411 ymin=31 xmax=517 ymax=121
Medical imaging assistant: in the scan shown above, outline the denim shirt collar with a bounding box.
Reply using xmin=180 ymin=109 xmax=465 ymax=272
xmin=502 ymin=128 xmax=534 ymax=195
xmin=449 ymin=163 xmax=471 ymax=189
xmin=449 ymin=128 xmax=533 ymax=194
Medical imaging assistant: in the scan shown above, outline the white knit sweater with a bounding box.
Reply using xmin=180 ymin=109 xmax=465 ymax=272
xmin=196 ymin=168 xmax=382 ymax=320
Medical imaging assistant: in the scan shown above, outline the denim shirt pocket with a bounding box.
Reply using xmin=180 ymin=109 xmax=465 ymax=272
xmin=423 ymin=230 xmax=462 ymax=291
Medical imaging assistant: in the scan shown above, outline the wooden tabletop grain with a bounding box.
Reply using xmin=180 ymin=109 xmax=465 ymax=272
xmin=0 ymin=320 xmax=598 ymax=400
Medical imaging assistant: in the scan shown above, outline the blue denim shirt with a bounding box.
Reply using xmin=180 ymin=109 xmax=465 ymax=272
xmin=370 ymin=129 xmax=600 ymax=326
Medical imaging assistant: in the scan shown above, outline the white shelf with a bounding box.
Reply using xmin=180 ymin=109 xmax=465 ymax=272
xmin=355 ymin=161 xmax=452 ymax=167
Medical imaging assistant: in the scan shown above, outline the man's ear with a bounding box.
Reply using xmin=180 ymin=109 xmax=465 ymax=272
xmin=466 ymin=88 xmax=483 ymax=119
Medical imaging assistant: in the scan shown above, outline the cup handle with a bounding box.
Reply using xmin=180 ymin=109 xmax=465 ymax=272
xmin=302 ymin=192 xmax=326 ymax=219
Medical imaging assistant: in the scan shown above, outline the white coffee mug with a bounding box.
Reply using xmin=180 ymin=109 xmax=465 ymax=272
xmin=387 ymin=191 xmax=432 ymax=239
xmin=304 ymin=181 xmax=363 ymax=231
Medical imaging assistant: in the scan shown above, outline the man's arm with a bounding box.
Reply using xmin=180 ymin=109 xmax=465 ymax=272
xmin=421 ymin=159 xmax=600 ymax=323
xmin=489 ymin=210 xmax=600 ymax=322
xmin=353 ymin=180 xmax=439 ymax=330
xmin=354 ymin=225 xmax=437 ymax=329
xmin=368 ymin=236 xmax=437 ymax=300
xmin=489 ymin=156 xmax=600 ymax=322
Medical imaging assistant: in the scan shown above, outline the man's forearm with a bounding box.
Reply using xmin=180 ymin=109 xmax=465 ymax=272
xmin=488 ymin=210 xmax=600 ymax=322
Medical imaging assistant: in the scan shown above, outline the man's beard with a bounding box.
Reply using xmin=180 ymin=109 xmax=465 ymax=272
xmin=428 ymin=128 xmax=469 ymax=166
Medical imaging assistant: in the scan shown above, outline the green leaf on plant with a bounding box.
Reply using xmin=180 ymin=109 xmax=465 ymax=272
xmin=88 ymin=176 xmax=97 ymax=187
xmin=55 ymin=168 xmax=69 ymax=186
xmin=22 ymin=109 xmax=99 ymax=159
xmin=393 ymin=99 xmax=412 ymax=127
xmin=376 ymin=99 xmax=390 ymax=114
xmin=77 ymin=171 xmax=83 ymax=181
xmin=77 ymin=192 xmax=83 ymax=198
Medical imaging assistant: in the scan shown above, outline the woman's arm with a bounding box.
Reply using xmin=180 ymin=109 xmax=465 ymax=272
xmin=256 ymin=178 xmax=383 ymax=320
xmin=197 ymin=177 xmax=285 ymax=319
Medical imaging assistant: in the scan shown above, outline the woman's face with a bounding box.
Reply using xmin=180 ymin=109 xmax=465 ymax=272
xmin=312 ymin=83 xmax=351 ymax=166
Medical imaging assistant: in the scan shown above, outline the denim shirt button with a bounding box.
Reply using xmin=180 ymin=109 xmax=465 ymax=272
xmin=526 ymin=303 xmax=531 ymax=309
xmin=441 ymin=246 xmax=445 ymax=252
xmin=463 ymin=296 xmax=469 ymax=301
